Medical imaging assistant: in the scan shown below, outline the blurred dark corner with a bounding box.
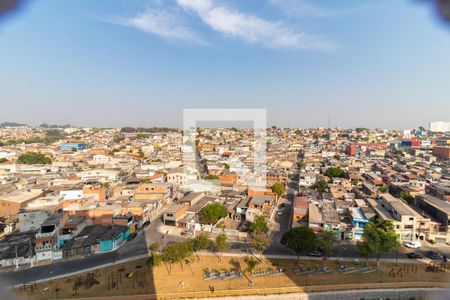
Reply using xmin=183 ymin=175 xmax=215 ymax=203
xmin=0 ymin=0 xmax=26 ymax=22
xmin=437 ymin=0 xmax=450 ymax=22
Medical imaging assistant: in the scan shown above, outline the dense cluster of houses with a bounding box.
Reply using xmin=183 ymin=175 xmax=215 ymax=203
xmin=290 ymin=128 xmax=450 ymax=245
xmin=0 ymin=125 xmax=449 ymax=268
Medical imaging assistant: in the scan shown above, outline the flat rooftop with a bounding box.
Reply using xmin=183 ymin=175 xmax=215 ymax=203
xmin=419 ymin=194 xmax=450 ymax=214
xmin=0 ymin=189 xmax=43 ymax=203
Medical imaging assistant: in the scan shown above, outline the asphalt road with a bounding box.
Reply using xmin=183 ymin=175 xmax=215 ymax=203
xmin=0 ymin=228 xmax=149 ymax=285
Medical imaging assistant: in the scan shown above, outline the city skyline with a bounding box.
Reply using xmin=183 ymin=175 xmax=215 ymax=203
xmin=1 ymin=0 xmax=450 ymax=129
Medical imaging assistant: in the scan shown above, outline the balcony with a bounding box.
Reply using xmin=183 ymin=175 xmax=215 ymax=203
xmin=35 ymin=244 xmax=53 ymax=252
xmin=36 ymin=230 xmax=56 ymax=239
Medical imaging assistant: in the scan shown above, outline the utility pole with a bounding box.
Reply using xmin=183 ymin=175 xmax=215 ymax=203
xmin=15 ymin=245 xmax=18 ymax=269
xmin=29 ymin=239 xmax=34 ymax=268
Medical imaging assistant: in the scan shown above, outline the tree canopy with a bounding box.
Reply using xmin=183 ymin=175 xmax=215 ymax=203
xmin=17 ymin=152 xmax=51 ymax=165
xmin=250 ymin=215 xmax=268 ymax=234
xmin=324 ymin=167 xmax=344 ymax=178
xmin=310 ymin=180 xmax=328 ymax=193
xmin=271 ymin=182 xmax=286 ymax=198
xmin=316 ymin=231 xmax=336 ymax=257
xmin=214 ymin=234 xmax=229 ymax=255
xmin=198 ymin=203 xmax=228 ymax=225
xmin=356 ymin=219 xmax=400 ymax=267
xmin=281 ymin=227 xmax=317 ymax=260
xmin=192 ymin=232 xmax=211 ymax=260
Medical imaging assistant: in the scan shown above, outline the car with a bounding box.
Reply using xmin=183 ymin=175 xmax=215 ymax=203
xmin=308 ymin=250 xmax=323 ymax=257
xmin=407 ymin=252 xmax=424 ymax=259
xmin=181 ymin=229 xmax=190 ymax=236
xmin=404 ymin=241 xmax=422 ymax=249
xmin=127 ymin=233 xmax=137 ymax=241
xmin=426 ymin=251 xmax=443 ymax=260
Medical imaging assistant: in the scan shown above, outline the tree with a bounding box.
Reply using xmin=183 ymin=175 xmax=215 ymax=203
xmin=244 ymin=256 xmax=260 ymax=275
xmin=192 ymin=232 xmax=210 ymax=261
xmin=251 ymin=232 xmax=271 ymax=259
xmin=250 ymin=215 xmax=268 ymax=234
xmin=281 ymin=227 xmax=317 ymax=261
xmin=214 ymin=234 xmax=229 ymax=261
xmin=357 ymin=219 xmax=400 ymax=268
xmin=149 ymin=242 xmax=160 ymax=253
xmin=324 ymin=167 xmax=344 ymax=178
xmin=17 ymin=152 xmax=51 ymax=164
xmin=161 ymin=241 xmax=193 ymax=274
xmin=249 ymin=216 xmax=270 ymax=259
xmin=271 ymin=182 xmax=286 ymax=199
xmin=378 ymin=185 xmax=388 ymax=193
xmin=418 ymin=126 xmax=426 ymax=131
xmin=198 ymin=203 xmax=228 ymax=225
xmin=205 ymin=174 xmax=219 ymax=180
xmin=399 ymin=191 xmax=415 ymax=205
xmin=310 ymin=180 xmax=328 ymax=193
xmin=145 ymin=253 xmax=162 ymax=269
xmin=0 ymin=158 xmax=7 ymax=163
xmin=317 ymin=231 xmax=336 ymax=257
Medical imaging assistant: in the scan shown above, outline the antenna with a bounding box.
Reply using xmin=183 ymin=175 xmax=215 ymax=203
xmin=328 ymin=116 xmax=331 ymax=129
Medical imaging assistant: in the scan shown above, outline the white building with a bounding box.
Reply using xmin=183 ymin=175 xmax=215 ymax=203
xmin=429 ymin=121 xmax=450 ymax=132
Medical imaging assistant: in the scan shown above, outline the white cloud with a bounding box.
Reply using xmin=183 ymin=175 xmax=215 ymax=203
xmin=115 ymin=8 xmax=207 ymax=45
xmin=177 ymin=0 xmax=330 ymax=50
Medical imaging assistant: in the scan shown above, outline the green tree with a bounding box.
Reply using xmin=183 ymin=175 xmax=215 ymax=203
xmin=244 ymin=256 xmax=260 ymax=275
xmin=250 ymin=232 xmax=271 ymax=259
xmin=357 ymin=219 xmax=400 ymax=268
xmin=399 ymin=191 xmax=415 ymax=205
xmin=149 ymin=242 xmax=160 ymax=253
xmin=378 ymin=185 xmax=388 ymax=193
xmin=271 ymin=182 xmax=286 ymax=199
xmin=214 ymin=234 xmax=229 ymax=261
xmin=192 ymin=232 xmax=211 ymax=261
xmin=145 ymin=253 xmax=162 ymax=269
xmin=250 ymin=215 xmax=268 ymax=234
xmin=317 ymin=231 xmax=336 ymax=257
xmin=0 ymin=158 xmax=7 ymax=163
xmin=161 ymin=241 xmax=193 ymax=274
xmin=310 ymin=180 xmax=328 ymax=193
xmin=17 ymin=152 xmax=51 ymax=165
xmin=205 ymin=174 xmax=220 ymax=180
xmin=198 ymin=203 xmax=228 ymax=225
xmin=324 ymin=167 xmax=344 ymax=178
xmin=281 ymin=227 xmax=317 ymax=261
xmin=299 ymin=162 xmax=307 ymax=169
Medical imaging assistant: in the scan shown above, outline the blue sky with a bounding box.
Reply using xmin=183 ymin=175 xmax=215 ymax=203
xmin=0 ymin=0 xmax=449 ymax=129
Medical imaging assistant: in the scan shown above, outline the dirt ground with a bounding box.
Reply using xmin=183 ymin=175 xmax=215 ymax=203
xmin=15 ymin=255 xmax=449 ymax=300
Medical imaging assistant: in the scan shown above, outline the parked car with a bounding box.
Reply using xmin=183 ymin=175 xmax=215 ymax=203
xmin=407 ymin=252 xmax=424 ymax=259
xmin=181 ymin=229 xmax=190 ymax=236
xmin=127 ymin=233 xmax=137 ymax=241
xmin=308 ymin=250 xmax=323 ymax=257
xmin=404 ymin=241 xmax=422 ymax=249
xmin=425 ymin=251 xmax=443 ymax=260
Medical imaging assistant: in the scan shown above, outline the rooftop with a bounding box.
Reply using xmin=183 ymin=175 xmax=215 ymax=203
xmin=0 ymin=189 xmax=43 ymax=203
